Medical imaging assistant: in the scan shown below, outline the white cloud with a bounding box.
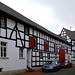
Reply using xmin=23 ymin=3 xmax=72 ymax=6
xmin=0 ymin=0 xmax=75 ymax=34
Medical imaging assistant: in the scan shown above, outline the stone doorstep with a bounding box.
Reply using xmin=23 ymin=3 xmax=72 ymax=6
xmin=0 ymin=67 xmax=42 ymax=75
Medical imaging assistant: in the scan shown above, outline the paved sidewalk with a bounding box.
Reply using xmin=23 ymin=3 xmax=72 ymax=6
xmin=18 ymin=70 xmax=43 ymax=75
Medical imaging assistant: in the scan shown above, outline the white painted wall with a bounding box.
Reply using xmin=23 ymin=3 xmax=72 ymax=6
xmin=0 ymin=18 xmax=27 ymax=71
xmin=0 ymin=38 xmax=27 ymax=71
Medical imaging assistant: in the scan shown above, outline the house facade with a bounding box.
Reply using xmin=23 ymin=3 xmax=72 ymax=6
xmin=60 ymin=28 xmax=75 ymax=61
xmin=0 ymin=2 xmax=71 ymax=72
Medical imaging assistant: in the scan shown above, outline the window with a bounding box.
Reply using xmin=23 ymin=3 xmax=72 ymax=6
xmin=34 ymin=37 xmax=37 ymax=49
xmin=1 ymin=42 xmax=7 ymax=57
xmin=40 ymin=52 xmax=43 ymax=59
xmin=47 ymin=41 xmax=49 ymax=51
xmin=25 ymin=26 xmax=29 ymax=35
xmin=0 ymin=16 xmax=6 ymax=28
xmin=73 ymin=43 xmax=75 ymax=47
xmin=19 ymin=48 xmax=24 ymax=58
xmin=47 ymin=53 xmax=50 ymax=59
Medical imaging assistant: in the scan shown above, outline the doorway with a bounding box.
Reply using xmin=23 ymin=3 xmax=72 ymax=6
xmin=27 ymin=49 xmax=31 ymax=68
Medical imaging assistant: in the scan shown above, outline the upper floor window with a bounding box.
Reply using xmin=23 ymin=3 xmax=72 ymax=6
xmin=19 ymin=48 xmax=24 ymax=58
xmin=0 ymin=16 xmax=6 ymax=28
xmin=25 ymin=26 xmax=29 ymax=35
xmin=34 ymin=37 xmax=37 ymax=49
xmin=1 ymin=42 xmax=7 ymax=57
xmin=47 ymin=41 xmax=49 ymax=51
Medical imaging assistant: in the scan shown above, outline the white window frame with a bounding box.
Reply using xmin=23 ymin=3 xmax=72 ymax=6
xmin=19 ymin=48 xmax=24 ymax=58
xmin=1 ymin=41 xmax=7 ymax=57
xmin=0 ymin=17 xmax=5 ymax=27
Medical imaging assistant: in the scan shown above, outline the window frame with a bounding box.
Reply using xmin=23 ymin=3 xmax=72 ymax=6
xmin=19 ymin=48 xmax=24 ymax=58
xmin=47 ymin=53 xmax=50 ymax=59
xmin=25 ymin=26 xmax=29 ymax=35
xmin=0 ymin=16 xmax=7 ymax=28
xmin=34 ymin=36 xmax=37 ymax=49
xmin=1 ymin=41 xmax=7 ymax=57
xmin=40 ymin=52 xmax=43 ymax=59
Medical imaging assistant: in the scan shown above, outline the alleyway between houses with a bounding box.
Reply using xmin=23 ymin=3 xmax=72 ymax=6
xmin=18 ymin=70 xmax=43 ymax=75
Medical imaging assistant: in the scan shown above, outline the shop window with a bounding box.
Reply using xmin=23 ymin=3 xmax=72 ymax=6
xmin=25 ymin=26 xmax=29 ymax=35
xmin=19 ymin=48 xmax=24 ymax=58
xmin=40 ymin=52 xmax=43 ymax=59
xmin=1 ymin=42 xmax=7 ymax=57
xmin=0 ymin=16 xmax=6 ymax=28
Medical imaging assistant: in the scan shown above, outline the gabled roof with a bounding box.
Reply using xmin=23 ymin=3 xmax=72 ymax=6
xmin=61 ymin=28 xmax=75 ymax=40
xmin=0 ymin=2 xmax=71 ymax=45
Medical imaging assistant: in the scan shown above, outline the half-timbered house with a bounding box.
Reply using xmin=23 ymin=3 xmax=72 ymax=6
xmin=0 ymin=2 xmax=71 ymax=72
xmin=60 ymin=28 xmax=75 ymax=61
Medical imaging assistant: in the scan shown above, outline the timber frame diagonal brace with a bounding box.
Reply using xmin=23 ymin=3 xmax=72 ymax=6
xmin=10 ymin=22 xmax=24 ymax=48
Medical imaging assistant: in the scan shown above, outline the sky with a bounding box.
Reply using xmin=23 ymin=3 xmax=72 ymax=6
xmin=0 ymin=0 xmax=75 ymax=34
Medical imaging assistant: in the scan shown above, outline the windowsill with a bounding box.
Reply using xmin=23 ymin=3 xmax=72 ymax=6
xmin=19 ymin=57 xmax=25 ymax=59
xmin=0 ymin=57 xmax=9 ymax=59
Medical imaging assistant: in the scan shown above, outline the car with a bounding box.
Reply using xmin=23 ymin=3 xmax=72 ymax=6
xmin=42 ymin=60 xmax=61 ymax=72
xmin=60 ymin=60 xmax=72 ymax=68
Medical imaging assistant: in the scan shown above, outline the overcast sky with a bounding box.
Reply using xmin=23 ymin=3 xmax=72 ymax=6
xmin=0 ymin=0 xmax=75 ymax=34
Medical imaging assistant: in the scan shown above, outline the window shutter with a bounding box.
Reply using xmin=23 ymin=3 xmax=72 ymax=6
xmin=54 ymin=44 xmax=56 ymax=52
xmin=29 ymin=36 xmax=34 ymax=48
xmin=44 ymin=41 xmax=47 ymax=51
xmin=67 ymin=48 xmax=68 ymax=53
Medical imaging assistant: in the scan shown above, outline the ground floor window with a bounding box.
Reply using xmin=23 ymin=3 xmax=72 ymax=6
xmin=47 ymin=53 xmax=50 ymax=59
xmin=40 ymin=52 xmax=43 ymax=59
xmin=1 ymin=42 xmax=7 ymax=57
xmin=19 ymin=48 xmax=24 ymax=58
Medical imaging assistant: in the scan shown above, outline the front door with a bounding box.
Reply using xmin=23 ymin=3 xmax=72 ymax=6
xmin=59 ymin=49 xmax=65 ymax=63
xmin=27 ymin=49 xmax=31 ymax=68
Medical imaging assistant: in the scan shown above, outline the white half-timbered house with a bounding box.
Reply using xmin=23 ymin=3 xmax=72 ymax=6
xmin=0 ymin=2 xmax=71 ymax=73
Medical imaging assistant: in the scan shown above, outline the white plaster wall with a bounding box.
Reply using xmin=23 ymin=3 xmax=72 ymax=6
xmin=0 ymin=38 xmax=27 ymax=71
xmin=7 ymin=19 xmax=15 ymax=29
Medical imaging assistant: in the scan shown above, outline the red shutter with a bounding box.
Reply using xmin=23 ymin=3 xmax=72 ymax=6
xmin=54 ymin=44 xmax=56 ymax=52
xmin=29 ymin=36 xmax=34 ymax=48
xmin=67 ymin=48 xmax=68 ymax=53
xmin=44 ymin=41 xmax=47 ymax=51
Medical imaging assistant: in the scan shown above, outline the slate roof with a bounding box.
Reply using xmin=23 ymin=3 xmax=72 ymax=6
xmin=64 ymin=28 xmax=75 ymax=40
xmin=0 ymin=2 xmax=71 ymax=45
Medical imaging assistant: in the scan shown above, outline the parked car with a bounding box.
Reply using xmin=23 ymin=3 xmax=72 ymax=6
xmin=60 ymin=60 xmax=72 ymax=68
xmin=42 ymin=60 xmax=61 ymax=72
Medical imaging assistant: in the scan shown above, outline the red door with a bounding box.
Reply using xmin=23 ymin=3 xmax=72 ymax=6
xmin=59 ymin=49 xmax=65 ymax=63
